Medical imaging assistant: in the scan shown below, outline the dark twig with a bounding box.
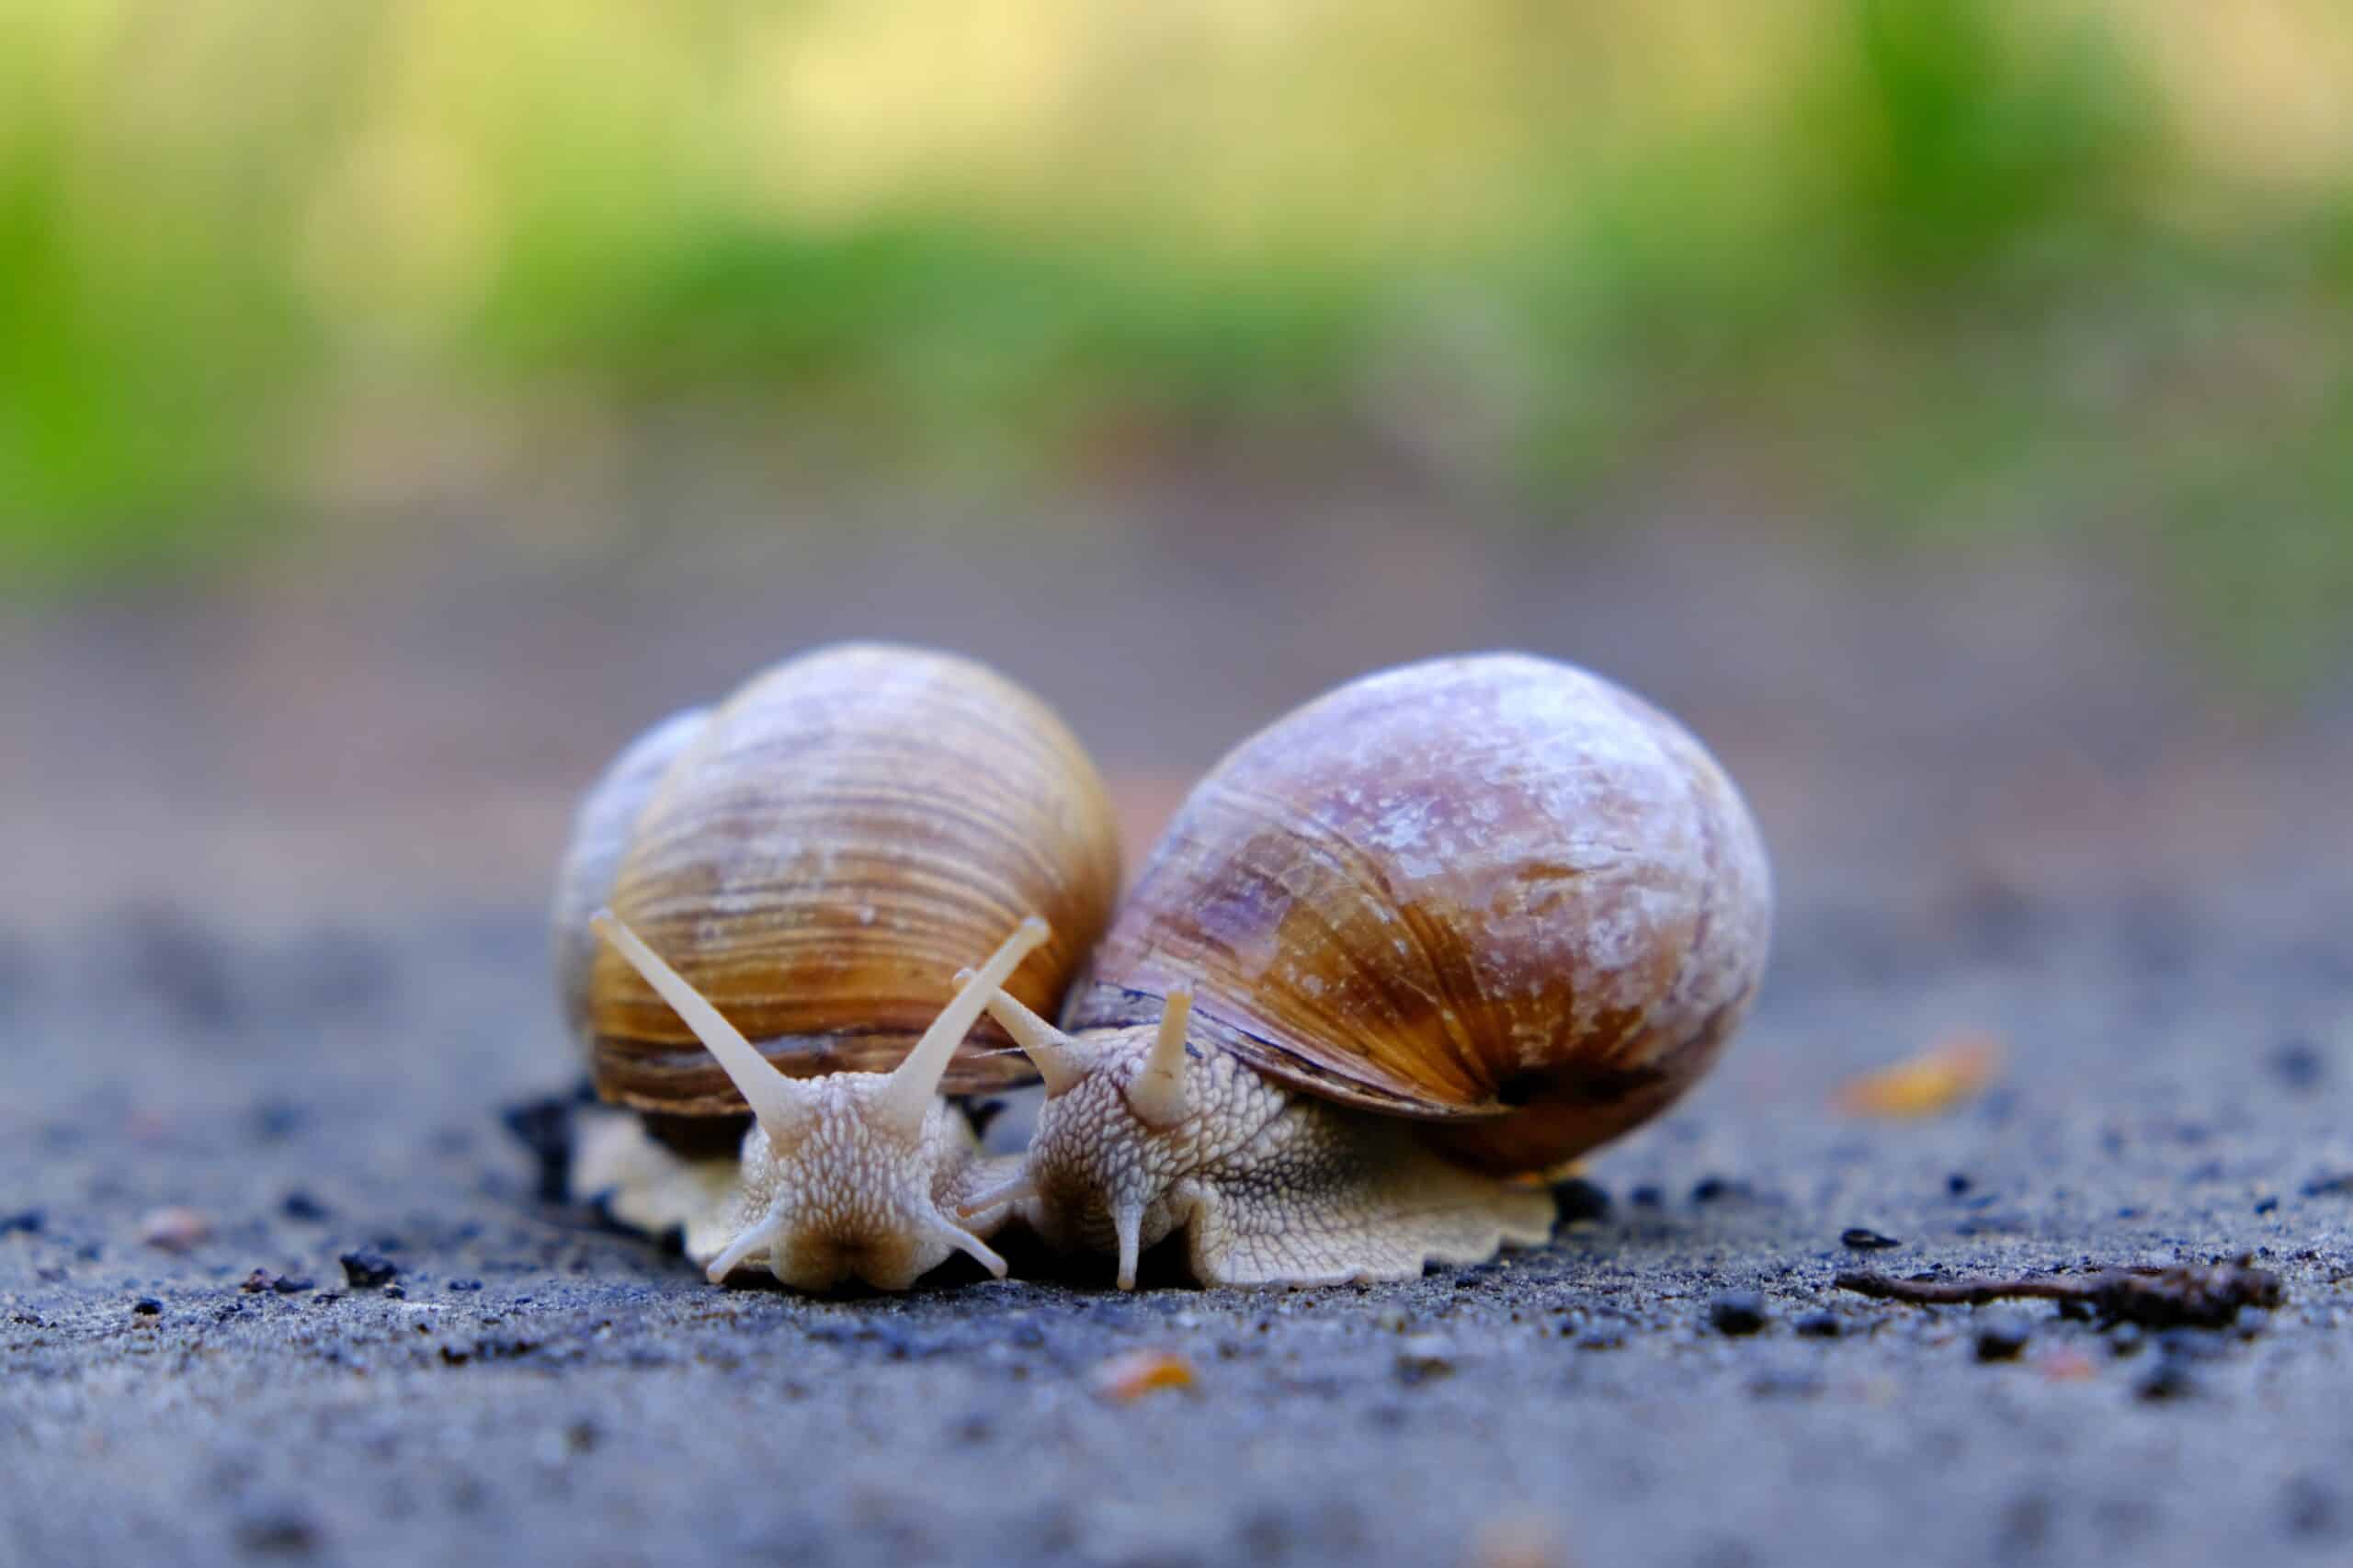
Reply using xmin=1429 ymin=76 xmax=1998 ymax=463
xmin=1836 ymin=1258 xmax=2281 ymax=1329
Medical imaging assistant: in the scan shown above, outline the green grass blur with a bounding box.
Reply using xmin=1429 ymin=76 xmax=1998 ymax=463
xmin=3 ymin=0 xmax=2348 ymax=677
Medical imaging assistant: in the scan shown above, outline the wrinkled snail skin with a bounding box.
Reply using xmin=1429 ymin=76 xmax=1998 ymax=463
xmin=550 ymin=642 xmax=1121 ymax=1292
xmin=963 ymin=652 xmax=1772 ymax=1290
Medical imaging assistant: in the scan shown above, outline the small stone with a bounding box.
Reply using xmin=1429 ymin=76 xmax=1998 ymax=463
xmin=1792 ymin=1312 xmax=1843 ymax=1339
xmin=1709 ymin=1290 xmax=1768 ymax=1335
xmin=1691 ymin=1175 xmax=1750 ymax=1205
xmin=243 ymin=1268 xmax=313 ymax=1294
xmin=131 ymin=1297 xmax=163 ymax=1316
xmin=1946 ymin=1173 xmax=1973 ymax=1196
xmin=249 ymin=1099 xmax=309 ymax=1142
xmin=500 ymin=1095 xmax=578 ymax=1204
xmin=448 ymin=1278 xmax=483 ymax=1293
xmin=2255 ymin=1197 xmax=2279 ymax=1215
xmin=1840 ymin=1227 xmax=1901 ymax=1250
xmin=2301 ymin=1173 xmax=2353 ymax=1198
xmin=1550 ymin=1177 xmax=1611 ymax=1225
xmin=233 ymin=1508 xmax=321 ymax=1557
xmin=0 ymin=1210 xmax=44 ymax=1235
xmin=1393 ymin=1335 xmax=1458 ymax=1383
xmin=2136 ymin=1356 xmax=2197 ymax=1401
xmin=137 ymin=1205 xmax=214 ymax=1253
xmin=340 ymin=1251 xmax=398 ymax=1289
xmin=1629 ymin=1185 xmax=1665 ymax=1210
xmin=2270 ymin=1039 xmax=2325 ymax=1093
xmin=280 ymin=1191 xmax=330 ymax=1222
xmin=1974 ymin=1316 xmax=2030 ymax=1361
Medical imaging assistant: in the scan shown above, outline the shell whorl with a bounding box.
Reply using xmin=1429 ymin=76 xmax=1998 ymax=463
xmin=1063 ymin=652 xmax=1771 ymax=1175
xmin=567 ymin=642 xmax=1121 ymax=1118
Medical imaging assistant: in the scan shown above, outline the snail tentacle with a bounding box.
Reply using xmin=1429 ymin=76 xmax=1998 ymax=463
xmin=592 ymin=913 xmax=1040 ymax=1291
xmin=872 ymin=917 xmax=1051 ymax=1136
xmin=591 ymin=910 xmax=811 ymax=1134
xmin=969 ymin=978 xmax=1087 ymax=1096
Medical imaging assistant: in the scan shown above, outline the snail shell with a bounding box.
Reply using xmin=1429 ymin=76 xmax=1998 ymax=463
xmin=1063 ymin=650 xmax=1770 ymax=1175
xmin=553 ymin=642 xmax=1122 ymax=1122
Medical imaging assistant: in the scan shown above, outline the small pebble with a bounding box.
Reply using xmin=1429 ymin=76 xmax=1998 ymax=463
xmin=2301 ymin=1174 xmax=2353 ymax=1198
xmin=1974 ymin=1317 xmax=2030 ymax=1361
xmin=2269 ymin=1039 xmax=2325 ymax=1093
xmin=281 ymin=1191 xmax=331 ymax=1222
xmin=1629 ymin=1185 xmax=1664 ymax=1210
xmin=1709 ymin=1291 xmax=1768 ymax=1335
xmin=233 ymin=1507 xmax=322 ymax=1557
xmin=1793 ymin=1312 xmax=1843 ymax=1339
xmin=137 ymin=1205 xmax=214 ymax=1253
xmin=2136 ymin=1356 xmax=2197 ymax=1401
xmin=243 ymin=1268 xmax=313 ymax=1295
xmin=1393 ymin=1335 xmax=1458 ymax=1383
xmin=1840 ymin=1227 xmax=1901 ymax=1250
xmin=1691 ymin=1176 xmax=1750 ymax=1205
xmin=131 ymin=1297 xmax=163 ymax=1316
xmin=0 ymin=1210 xmax=44 ymax=1235
xmin=340 ymin=1251 xmax=399 ymax=1289
xmin=448 ymin=1278 xmax=483 ymax=1293
xmin=1551 ymin=1177 xmax=1611 ymax=1225
xmin=1946 ymin=1173 xmax=1973 ymax=1196
xmin=2255 ymin=1197 xmax=2279 ymax=1215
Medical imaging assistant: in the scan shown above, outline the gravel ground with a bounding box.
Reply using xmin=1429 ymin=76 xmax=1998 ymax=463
xmin=5 ymin=875 xmax=2351 ymax=1568
xmin=6 ymin=508 xmax=2351 ymax=1567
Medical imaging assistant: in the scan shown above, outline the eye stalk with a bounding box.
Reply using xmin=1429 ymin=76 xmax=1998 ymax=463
xmin=587 ymin=912 xmax=1051 ymax=1290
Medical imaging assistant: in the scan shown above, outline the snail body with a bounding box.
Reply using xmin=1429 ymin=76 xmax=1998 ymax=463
xmin=551 ymin=642 xmax=1120 ymax=1291
xmin=965 ymin=653 xmax=1771 ymax=1288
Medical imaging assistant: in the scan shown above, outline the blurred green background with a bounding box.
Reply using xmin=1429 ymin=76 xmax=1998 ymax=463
xmin=4 ymin=0 xmax=2350 ymax=682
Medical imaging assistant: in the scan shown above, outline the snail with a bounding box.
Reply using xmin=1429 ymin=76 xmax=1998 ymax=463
xmin=956 ymin=653 xmax=1772 ymax=1288
xmin=549 ymin=642 xmax=1120 ymax=1291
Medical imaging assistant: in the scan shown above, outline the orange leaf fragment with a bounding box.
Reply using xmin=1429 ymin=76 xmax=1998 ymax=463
xmin=1831 ymin=1030 xmax=2006 ymax=1119
xmin=1092 ymin=1347 xmax=1195 ymax=1403
xmin=2038 ymin=1347 xmax=2097 ymax=1383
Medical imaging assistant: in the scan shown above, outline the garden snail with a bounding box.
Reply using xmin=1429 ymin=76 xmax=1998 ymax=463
xmin=549 ymin=642 xmax=1120 ymax=1291
xmin=959 ymin=653 xmax=1771 ymax=1288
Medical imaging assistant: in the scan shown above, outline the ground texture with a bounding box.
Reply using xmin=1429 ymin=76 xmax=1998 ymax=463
xmin=4 ymin=512 xmax=2350 ymax=1567
xmin=6 ymin=866 xmax=2352 ymax=1568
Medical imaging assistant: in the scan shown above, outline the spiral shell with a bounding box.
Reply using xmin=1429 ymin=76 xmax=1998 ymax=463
xmin=1063 ymin=652 xmax=1770 ymax=1174
xmin=563 ymin=642 xmax=1121 ymax=1118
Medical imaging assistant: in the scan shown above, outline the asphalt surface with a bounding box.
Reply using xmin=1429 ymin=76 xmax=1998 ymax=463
xmin=6 ymin=873 xmax=2351 ymax=1568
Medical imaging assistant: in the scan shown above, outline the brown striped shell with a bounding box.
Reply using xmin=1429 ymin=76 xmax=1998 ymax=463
xmin=558 ymin=642 xmax=1121 ymax=1119
xmin=1063 ymin=653 xmax=1771 ymax=1176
